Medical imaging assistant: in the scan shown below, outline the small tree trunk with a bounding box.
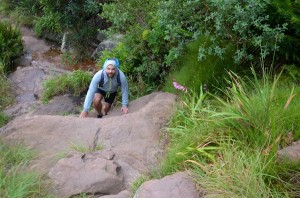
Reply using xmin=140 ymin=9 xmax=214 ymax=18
xmin=60 ymin=32 xmax=68 ymax=52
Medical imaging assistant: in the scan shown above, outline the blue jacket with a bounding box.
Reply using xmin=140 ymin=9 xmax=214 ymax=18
xmin=83 ymin=69 xmax=129 ymax=112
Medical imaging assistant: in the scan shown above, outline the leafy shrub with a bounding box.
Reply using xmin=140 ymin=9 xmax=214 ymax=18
xmin=163 ymin=36 xmax=237 ymax=94
xmin=34 ymin=9 xmax=61 ymax=37
xmin=268 ymin=0 xmax=300 ymax=65
xmin=101 ymin=0 xmax=166 ymax=86
xmin=0 ymin=21 xmax=23 ymax=74
xmin=210 ymin=69 xmax=300 ymax=149
xmin=42 ymin=70 xmax=92 ymax=103
xmin=0 ymin=0 xmax=40 ymax=26
xmin=198 ymin=0 xmax=287 ymax=66
xmin=34 ymin=0 xmax=101 ymax=60
xmin=0 ymin=0 xmax=16 ymax=13
xmin=101 ymin=0 xmax=291 ymax=89
xmin=282 ymin=64 xmax=300 ymax=83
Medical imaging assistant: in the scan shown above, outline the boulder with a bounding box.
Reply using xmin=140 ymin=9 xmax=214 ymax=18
xmin=277 ymin=140 xmax=300 ymax=162
xmin=134 ymin=172 xmax=203 ymax=198
xmin=49 ymin=151 xmax=123 ymax=197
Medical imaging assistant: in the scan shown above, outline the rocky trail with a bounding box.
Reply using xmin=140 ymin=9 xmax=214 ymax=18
xmin=0 ymin=25 xmax=203 ymax=197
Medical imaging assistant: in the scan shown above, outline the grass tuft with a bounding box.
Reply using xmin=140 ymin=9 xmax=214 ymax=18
xmin=161 ymin=67 xmax=300 ymax=197
xmin=42 ymin=70 xmax=92 ymax=103
xmin=0 ymin=140 xmax=52 ymax=197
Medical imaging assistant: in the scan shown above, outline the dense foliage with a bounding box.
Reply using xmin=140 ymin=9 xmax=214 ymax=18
xmin=197 ymin=0 xmax=287 ymax=66
xmin=101 ymin=0 xmax=205 ymax=86
xmin=1 ymin=1 xmax=300 ymax=196
xmin=101 ymin=0 xmax=297 ymax=88
xmin=2 ymin=0 xmax=299 ymax=88
xmin=35 ymin=0 xmax=103 ymax=58
xmin=269 ymin=0 xmax=300 ymax=65
xmin=0 ymin=21 xmax=23 ymax=74
xmin=1 ymin=0 xmax=105 ymax=59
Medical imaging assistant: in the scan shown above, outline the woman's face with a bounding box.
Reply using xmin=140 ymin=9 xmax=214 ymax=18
xmin=105 ymin=64 xmax=116 ymax=78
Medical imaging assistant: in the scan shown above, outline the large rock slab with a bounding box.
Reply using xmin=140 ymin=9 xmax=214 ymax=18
xmin=5 ymin=63 xmax=69 ymax=118
xmin=1 ymin=92 xmax=176 ymax=196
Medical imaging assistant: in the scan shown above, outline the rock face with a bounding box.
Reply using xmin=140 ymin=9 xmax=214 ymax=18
xmin=0 ymin=23 xmax=202 ymax=198
xmin=1 ymin=92 xmax=177 ymax=197
xmin=4 ymin=25 xmax=69 ymax=118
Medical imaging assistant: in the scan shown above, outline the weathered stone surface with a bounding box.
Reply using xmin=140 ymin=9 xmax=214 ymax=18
xmin=49 ymin=152 xmax=123 ymax=197
xmin=134 ymin=172 xmax=203 ymax=198
xmin=1 ymin=92 xmax=176 ymax=196
xmin=30 ymin=94 xmax=81 ymax=116
xmin=3 ymin=25 xmax=69 ymax=118
xmin=99 ymin=190 xmax=131 ymax=198
xmin=278 ymin=140 xmax=300 ymax=162
xmin=0 ymin=24 xmax=187 ymax=197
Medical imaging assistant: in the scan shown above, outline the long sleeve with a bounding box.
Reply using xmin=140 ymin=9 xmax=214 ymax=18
xmin=83 ymin=70 xmax=102 ymax=112
xmin=119 ymin=71 xmax=129 ymax=107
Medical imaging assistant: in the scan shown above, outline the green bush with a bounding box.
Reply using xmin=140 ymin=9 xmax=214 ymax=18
xmin=268 ymin=0 xmax=300 ymax=65
xmin=42 ymin=70 xmax=92 ymax=103
xmin=0 ymin=21 xmax=20 ymax=128
xmin=163 ymin=36 xmax=237 ymax=94
xmin=101 ymin=0 xmax=208 ymax=87
xmin=0 ymin=0 xmax=16 ymax=13
xmin=0 ymin=21 xmax=23 ymax=74
xmin=0 ymin=0 xmax=39 ymax=26
xmin=101 ymin=0 xmax=292 ymax=90
xmin=209 ymin=69 xmax=300 ymax=149
xmin=197 ymin=0 xmax=287 ymax=66
xmin=34 ymin=9 xmax=61 ymax=37
xmin=34 ymin=0 xmax=101 ymax=60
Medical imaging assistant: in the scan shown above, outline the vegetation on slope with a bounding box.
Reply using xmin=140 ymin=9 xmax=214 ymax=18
xmin=160 ymin=69 xmax=300 ymax=197
xmin=0 ymin=0 xmax=300 ymax=197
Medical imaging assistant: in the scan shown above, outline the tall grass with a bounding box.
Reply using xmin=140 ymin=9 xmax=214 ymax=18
xmin=207 ymin=68 xmax=300 ymax=151
xmin=0 ymin=72 xmax=14 ymax=108
xmin=0 ymin=140 xmax=52 ymax=197
xmin=194 ymin=143 xmax=288 ymax=198
xmin=161 ymin=68 xmax=300 ymax=197
xmin=42 ymin=70 xmax=92 ymax=103
xmin=0 ymin=71 xmax=14 ymax=127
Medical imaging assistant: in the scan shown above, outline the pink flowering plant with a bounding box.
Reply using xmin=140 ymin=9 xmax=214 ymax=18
xmin=172 ymin=79 xmax=188 ymax=93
